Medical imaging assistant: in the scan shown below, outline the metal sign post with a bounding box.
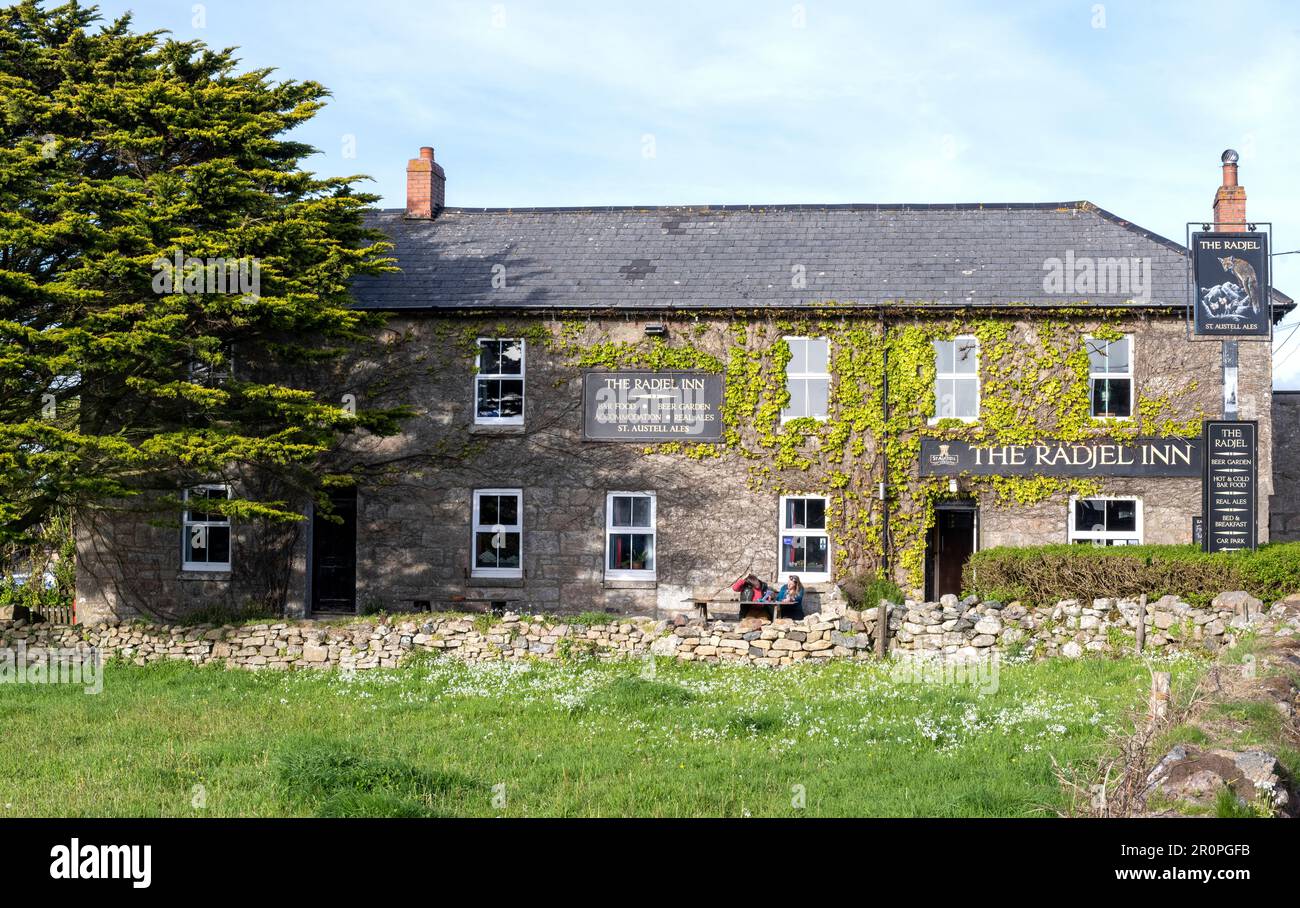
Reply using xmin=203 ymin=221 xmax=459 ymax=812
xmin=1222 ymin=340 xmax=1238 ymax=418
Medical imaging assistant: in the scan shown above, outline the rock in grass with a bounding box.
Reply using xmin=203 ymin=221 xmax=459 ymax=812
xmin=1212 ymin=590 xmax=1264 ymax=616
xmin=1144 ymin=746 xmax=1294 ymax=816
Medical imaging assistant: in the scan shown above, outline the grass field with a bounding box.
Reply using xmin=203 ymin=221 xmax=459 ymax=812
xmin=0 ymin=651 xmax=1204 ymax=817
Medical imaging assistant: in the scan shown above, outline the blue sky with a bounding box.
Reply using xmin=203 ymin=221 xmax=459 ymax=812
xmin=91 ymin=0 xmax=1300 ymax=386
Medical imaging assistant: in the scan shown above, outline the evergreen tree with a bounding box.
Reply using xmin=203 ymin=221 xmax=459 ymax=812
xmin=0 ymin=1 xmax=407 ymax=552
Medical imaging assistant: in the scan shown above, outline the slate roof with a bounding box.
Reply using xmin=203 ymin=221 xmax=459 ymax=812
xmin=351 ymin=202 xmax=1294 ymax=317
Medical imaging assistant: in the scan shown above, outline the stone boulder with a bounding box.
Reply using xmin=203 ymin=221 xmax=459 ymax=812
xmin=649 ymin=635 xmax=680 ymax=656
xmin=1145 ymin=746 xmax=1295 ymax=816
xmin=1212 ymin=590 xmax=1264 ymax=617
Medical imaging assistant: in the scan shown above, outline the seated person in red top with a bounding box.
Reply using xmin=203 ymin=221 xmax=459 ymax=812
xmin=732 ymin=573 xmax=769 ymax=600
xmin=736 ymin=574 xmax=805 ymax=618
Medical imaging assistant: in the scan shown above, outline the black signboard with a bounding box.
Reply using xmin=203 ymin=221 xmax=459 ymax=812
xmin=1192 ymin=516 xmax=1204 ymax=547
xmin=583 ymin=371 xmax=724 ymax=442
xmin=1192 ymin=232 xmax=1270 ymax=336
xmin=919 ymin=437 xmax=1201 ymax=477
xmin=1202 ymin=420 xmax=1257 ymax=552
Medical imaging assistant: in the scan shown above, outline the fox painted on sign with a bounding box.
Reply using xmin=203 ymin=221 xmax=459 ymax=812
xmin=1217 ymin=255 xmax=1261 ymax=316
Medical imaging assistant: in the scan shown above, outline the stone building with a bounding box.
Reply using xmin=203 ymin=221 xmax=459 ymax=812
xmin=75 ymin=149 xmax=1295 ymax=623
xmin=1271 ymin=391 xmax=1300 ymax=542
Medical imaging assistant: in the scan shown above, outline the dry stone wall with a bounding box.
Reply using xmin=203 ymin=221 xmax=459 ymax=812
xmin=4 ymin=591 xmax=1296 ymax=672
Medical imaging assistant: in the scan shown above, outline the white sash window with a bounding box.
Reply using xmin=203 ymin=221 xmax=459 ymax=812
xmin=182 ymin=485 xmax=232 ymax=571
xmin=472 ymin=489 xmax=523 ymax=578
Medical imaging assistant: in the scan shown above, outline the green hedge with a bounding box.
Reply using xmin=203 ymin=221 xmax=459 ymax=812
xmin=839 ymin=574 xmax=905 ymax=609
xmin=962 ymin=542 xmax=1300 ymax=606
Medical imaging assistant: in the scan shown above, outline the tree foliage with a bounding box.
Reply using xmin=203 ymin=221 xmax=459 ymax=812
xmin=0 ymin=0 xmax=407 ymax=545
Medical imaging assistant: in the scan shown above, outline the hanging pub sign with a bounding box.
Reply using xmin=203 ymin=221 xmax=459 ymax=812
xmin=919 ymin=437 xmax=1201 ymax=477
xmin=1191 ymin=231 xmax=1270 ymax=337
xmin=583 ymin=371 xmax=724 ymax=442
xmin=1202 ymin=420 xmax=1257 ymax=552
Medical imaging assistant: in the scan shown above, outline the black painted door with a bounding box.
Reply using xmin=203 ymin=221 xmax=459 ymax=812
xmin=927 ymin=508 xmax=977 ymax=601
xmin=311 ymin=489 xmax=357 ymax=613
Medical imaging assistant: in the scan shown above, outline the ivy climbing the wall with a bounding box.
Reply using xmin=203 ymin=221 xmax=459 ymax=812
xmin=434 ymin=309 xmax=1210 ymax=592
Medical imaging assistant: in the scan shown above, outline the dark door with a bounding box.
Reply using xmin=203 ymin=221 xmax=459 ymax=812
xmin=311 ymin=488 xmax=357 ymax=613
xmin=926 ymin=507 xmax=977 ymax=601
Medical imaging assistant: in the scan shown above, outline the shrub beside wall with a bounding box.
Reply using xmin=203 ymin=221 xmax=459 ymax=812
xmin=964 ymin=542 xmax=1300 ymax=606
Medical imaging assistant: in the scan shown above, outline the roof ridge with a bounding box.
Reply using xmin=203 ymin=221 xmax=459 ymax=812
xmin=373 ymin=201 xmax=1095 ymax=214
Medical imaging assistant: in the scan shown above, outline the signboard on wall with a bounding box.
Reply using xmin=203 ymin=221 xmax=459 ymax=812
xmin=1192 ymin=232 xmax=1270 ymax=337
xmin=918 ymin=437 xmax=1201 ymax=477
xmin=582 ymin=371 xmax=724 ymax=442
xmin=1202 ymin=420 xmax=1258 ymax=552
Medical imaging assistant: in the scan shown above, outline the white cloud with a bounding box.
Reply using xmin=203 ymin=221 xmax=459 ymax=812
xmin=92 ymin=0 xmax=1300 ymax=385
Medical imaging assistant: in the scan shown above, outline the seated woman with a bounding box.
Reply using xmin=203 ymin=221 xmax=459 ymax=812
xmin=775 ymin=575 xmax=805 ymax=615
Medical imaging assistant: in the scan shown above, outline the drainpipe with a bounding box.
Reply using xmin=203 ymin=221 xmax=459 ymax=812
xmin=880 ymin=312 xmax=890 ymax=576
xmin=877 ymin=311 xmax=890 ymax=656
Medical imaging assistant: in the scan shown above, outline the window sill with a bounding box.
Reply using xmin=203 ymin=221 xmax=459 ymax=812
xmin=177 ymin=570 xmax=232 ymax=581
xmin=780 ymin=574 xmax=831 ymax=586
xmin=927 ymin=417 xmax=980 ymax=427
xmin=603 ymin=579 xmax=657 ymax=590
xmin=468 ymin=576 xmax=524 ymax=588
xmin=470 ymin=423 xmax=526 ymax=435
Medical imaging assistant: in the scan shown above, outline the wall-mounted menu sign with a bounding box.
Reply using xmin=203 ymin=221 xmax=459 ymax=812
xmin=1202 ymin=420 xmax=1257 ymax=552
xmin=919 ymin=437 xmax=1201 ymax=477
xmin=1192 ymin=232 xmax=1270 ymax=337
xmin=583 ymin=371 xmax=724 ymax=442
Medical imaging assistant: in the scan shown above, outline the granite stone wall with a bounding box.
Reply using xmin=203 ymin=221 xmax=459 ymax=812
xmin=980 ymin=477 xmax=1202 ymax=548
xmin=74 ymin=501 xmax=309 ymax=625
xmin=74 ymin=312 xmax=1276 ymax=623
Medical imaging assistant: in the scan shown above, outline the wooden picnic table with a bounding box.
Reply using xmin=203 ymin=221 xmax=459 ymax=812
xmin=682 ymin=596 xmax=790 ymax=621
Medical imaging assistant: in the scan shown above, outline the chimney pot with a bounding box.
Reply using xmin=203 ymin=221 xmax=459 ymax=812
xmin=406 ymin=145 xmax=446 ymax=219
xmin=1212 ymin=148 xmax=1246 ymax=232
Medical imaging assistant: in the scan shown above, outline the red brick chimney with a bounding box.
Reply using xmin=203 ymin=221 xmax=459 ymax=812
xmin=406 ymin=146 xmax=445 ymax=219
xmin=1212 ymin=149 xmax=1246 ymax=232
